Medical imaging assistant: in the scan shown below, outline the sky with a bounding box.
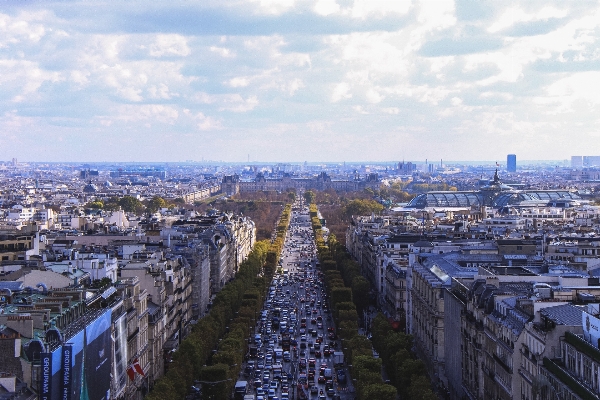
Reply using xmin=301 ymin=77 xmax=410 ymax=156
xmin=1 ymin=0 xmax=600 ymax=163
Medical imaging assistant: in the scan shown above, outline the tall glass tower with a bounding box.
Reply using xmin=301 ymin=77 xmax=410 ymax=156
xmin=507 ymin=154 xmax=516 ymax=172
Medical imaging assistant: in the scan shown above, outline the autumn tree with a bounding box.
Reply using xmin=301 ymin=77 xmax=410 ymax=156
xmin=343 ymin=199 xmax=384 ymax=218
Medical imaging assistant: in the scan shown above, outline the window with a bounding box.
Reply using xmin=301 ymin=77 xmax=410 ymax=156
xmin=584 ymin=358 xmax=592 ymax=383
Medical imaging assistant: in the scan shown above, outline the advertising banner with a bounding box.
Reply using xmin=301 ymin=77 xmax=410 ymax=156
xmin=39 ymin=352 xmax=52 ymax=400
xmin=40 ymin=348 xmax=62 ymax=400
xmin=82 ymin=309 xmax=112 ymax=400
xmin=113 ymin=313 xmax=128 ymax=395
xmin=62 ymin=344 xmax=73 ymax=400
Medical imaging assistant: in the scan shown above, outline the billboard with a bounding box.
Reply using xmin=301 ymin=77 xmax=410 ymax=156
xmin=583 ymin=311 xmax=600 ymax=348
xmin=39 ymin=347 xmax=62 ymax=400
xmin=113 ymin=313 xmax=128 ymax=395
xmin=62 ymin=344 xmax=72 ymax=399
xmin=81 ymin=309 xmax=112 ymax=400
xmin=40 ymin=309 xmax=113 ymax=400
xmin=63 ymin=329 xmax=85 ymax=400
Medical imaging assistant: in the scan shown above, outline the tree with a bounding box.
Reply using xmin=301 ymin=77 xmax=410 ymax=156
xmin=331 ymin=287 xmax=352 ymax=305
xmin=351 ymin=276 xmax=371 ymax=311
xmin=362 ymin=384 xmax=397 ymax=400
xmin=304 ymin=190 xmax=316 ymax=204
xmin=147 ymin=195 xmax=167 ymax=213
xmin=343 ymin=199 xmax=384 ymax=218
xmin=118 ymin=196 xmax=144 ymax=214
xmin=86 ymin=200 xmax=104 ymax=209
xmin=407 ymin=375 xmax=437 ymax=400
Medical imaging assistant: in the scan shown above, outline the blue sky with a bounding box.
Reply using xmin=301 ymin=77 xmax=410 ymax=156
xmin=1 ymin=0 xmax=600 ymax=163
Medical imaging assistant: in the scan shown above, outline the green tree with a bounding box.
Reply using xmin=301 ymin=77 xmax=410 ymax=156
xmin=86 ymin=200 xmax=104 ymax=209
xmin=147 ymin=195 xmax=167 ymax=213
xmin=343 ymin=199 xmax=384 ymax=218
xmin=408 ymin=375 xmax=438 ymax=400
xmin=362 ymin=384 xmax=397 ymax=400
xmin=304 ymin=190 xmax=316 ymax=204
xmin=351 ymin=276 xmax=371 ymax=311
xmin=118 ymin=196 xmax=144 ymax=214
xmin=103 ymin=196 xmax=121 ymax=211
xmin=200 ymin=364 xmax=230 ymax=400
xmin=331 ymin=287 xmax=352 ymax=305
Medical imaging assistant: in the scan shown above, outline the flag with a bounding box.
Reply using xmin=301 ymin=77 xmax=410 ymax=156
xmin=133 ymin=358 xmax=145 ymax=377
xmin=127 ymin=365 xmax=135 ymax=381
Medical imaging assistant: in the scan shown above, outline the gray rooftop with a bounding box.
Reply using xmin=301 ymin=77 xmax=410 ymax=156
xmin=540 ymin=304 xmax=584 ymax=326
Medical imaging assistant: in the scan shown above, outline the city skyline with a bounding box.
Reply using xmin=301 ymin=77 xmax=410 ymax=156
xmin=2 ymin=1 xmax=600 ymax=162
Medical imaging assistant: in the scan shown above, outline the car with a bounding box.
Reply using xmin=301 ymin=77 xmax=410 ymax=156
xmin=318 ymin=376 xmax=326 ymax=384
xmin=270 ymin=380 xmax=278 ymax=390
xmin=336 ymin=369 xmax=347 ymax=384
xmin=256 ymin=388 xmax=266 ymax=396
xmin=315 ymin=350 xmax=322 ymax=357
xmin=326 ymin=387 xmax=335 ymax=397
xmin=268 ymin=388 xmax=276 ymax=399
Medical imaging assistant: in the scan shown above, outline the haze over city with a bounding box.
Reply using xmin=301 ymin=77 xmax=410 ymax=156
xmin=2 ymin=1 xmax=600 ymax=162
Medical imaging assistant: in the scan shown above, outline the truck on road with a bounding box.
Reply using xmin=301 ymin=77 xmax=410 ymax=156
xmin=234 ymin=380 xmax=248 ymax=400
xmin=333 ymin=351 xmax=344 ymax=367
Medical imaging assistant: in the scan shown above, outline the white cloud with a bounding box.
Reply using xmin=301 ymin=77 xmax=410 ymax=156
xmin=210 ymin=45 xmax=235 ymax=58
xmin=227 ymin=77 xmax=251 ymax=87
xmin=314 ymin=0 xmax=340 ymax=16
xmin=349 ymin=0 xmax=412 ymax=19
xmin=331 ymin=82 xmax=352 ymax=102
xmin=195 ymin=112 xmax=222 ymax=130
xmin=2 ymin=1 xmax=600 ymax=161
xmin=121 ymin=104 xmax=179 ymax=123
xmin=249 ymin=0 xmax=296 ymax=15
xmin=219 ymin=95 xmax=259 ymax=112
xmin=488 ymin=6 xmax=568 ymax=33
xmin=149 ymin=34 xmax=191 ymax=57
xmin=352 ymin=105 xmax=368 ymax=114
xmin=382 ymin=107 xmax=400 ymax=115
xmin=0 ymin=59 xmax=62 ymax=102
xmin=536 ymin=71 xmax=600 ymax=113
xmin=0 ymin=11 xmax=50 ymax=48
xmin=286 ymin=78 xmax=304 ymax=96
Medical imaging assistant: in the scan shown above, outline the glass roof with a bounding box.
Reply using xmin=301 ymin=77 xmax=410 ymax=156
xmin=406 ymin=192 xmax=483 ymax=208
xmin=406 ymin=190 xmax=580 ymax=209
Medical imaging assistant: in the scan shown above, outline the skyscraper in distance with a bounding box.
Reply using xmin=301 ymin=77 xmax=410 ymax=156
xmin=572 ymin=156 xmax=583 ymax=169
xmin=507 ymin=154 xmax=516 ymax=172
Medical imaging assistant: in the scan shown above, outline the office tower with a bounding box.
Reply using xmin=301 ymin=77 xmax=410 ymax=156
xmin=583 ymin=156 xmax=600 ymax=167
xmin=507 ymin=154 xmax=516 ymax=172
xmin=571 ymin=156 xmax=583 ymax=169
